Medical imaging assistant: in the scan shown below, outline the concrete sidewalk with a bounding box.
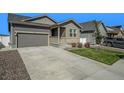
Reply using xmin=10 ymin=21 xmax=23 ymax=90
xmin=18 ymin=46 xmax=124 ymax=80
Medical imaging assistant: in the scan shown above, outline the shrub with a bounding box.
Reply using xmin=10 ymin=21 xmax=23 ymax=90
xmin=77 ymin=43 xmax=82 ymax=48
xmin=71 ymin=43 xmax=76 ymax=47
xmin=84 ymin=42 xmax=90 ymax=48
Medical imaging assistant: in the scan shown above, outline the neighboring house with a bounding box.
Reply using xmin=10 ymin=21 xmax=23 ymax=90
xmin=106 ymin=25 xmax=124 ymax=38
xmin=80 ymin=20 xmax=107 ymax=45
xmin=8 ymin=13 xmax=81 ymax=48
xmin=0 ymin=34 xmax=10 ymax=48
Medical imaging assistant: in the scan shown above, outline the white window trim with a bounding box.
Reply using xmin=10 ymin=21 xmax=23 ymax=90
xmin=70 ymin=29 xmax=77 ymax=37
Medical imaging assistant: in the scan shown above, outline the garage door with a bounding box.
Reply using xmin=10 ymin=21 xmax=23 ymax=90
xmin=17 ymin=33 xmax=48 ymax=48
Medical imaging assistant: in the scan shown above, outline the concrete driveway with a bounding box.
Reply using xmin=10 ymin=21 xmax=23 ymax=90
xmin=18 ymin=46 xmax=124 ymax=80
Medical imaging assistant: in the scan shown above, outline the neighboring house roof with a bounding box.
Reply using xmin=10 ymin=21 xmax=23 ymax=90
xmin=51 ymin=19 xmax=82 ymax=29
xmin=80 ymin=20 xmax=101 ymax=32
xmin=23 ymin=15 xmax=57 ymax=23
xmin=106 ymin=25 xmax=124 ymax=34
xmin=106 ymin=25 xmax=124 ymax=35
xmin=111 ymin=25 xmax=122 ymax=28
xmin=112 ymin=26 xmax=124 ymax=35
xmin=106 ymin=26 xmax=118 ymax=34
xmin=0 ymin=34 xmax=9 ymax=36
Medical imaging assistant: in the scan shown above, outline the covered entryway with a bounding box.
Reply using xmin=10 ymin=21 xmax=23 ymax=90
xmin=17 ymin=33 xmax=49 ymax=48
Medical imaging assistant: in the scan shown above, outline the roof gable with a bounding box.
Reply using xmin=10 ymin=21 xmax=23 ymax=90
xmin=24 ymin=16 xmax=57 ymax=24
xmin=80 ymin=20 xmax=101 ymax=31
xmin=51 ymin=20 xmax=81 ymax=29
xmin=60 ymin=20 xmax=81 ymax=28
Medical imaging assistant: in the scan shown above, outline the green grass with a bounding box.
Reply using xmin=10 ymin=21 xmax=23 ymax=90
xmin=69 ymin=48 xmax=124 ymax=65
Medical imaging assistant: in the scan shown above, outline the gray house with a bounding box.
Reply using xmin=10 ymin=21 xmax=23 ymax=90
xmin=8 ymin=14 xmax=52 ymax=48
xmin=80 ymin=20 xmax=107 ymax=44
xmin=8 ymin=14 xmax=81 ymax=48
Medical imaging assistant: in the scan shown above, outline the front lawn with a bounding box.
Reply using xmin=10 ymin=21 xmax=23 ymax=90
xmin=69 ymin=48 xmax=124 ymax=65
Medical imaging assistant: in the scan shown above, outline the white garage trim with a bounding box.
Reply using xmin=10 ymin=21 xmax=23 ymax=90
xmin=15 ymin=31 xmax=49 ymax=35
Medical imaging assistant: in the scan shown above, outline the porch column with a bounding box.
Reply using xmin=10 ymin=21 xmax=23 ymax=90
xmin=10 ymin=23 xmax=14 ymax=48
xmin=58 ymin=27 xmax=60 ymax=44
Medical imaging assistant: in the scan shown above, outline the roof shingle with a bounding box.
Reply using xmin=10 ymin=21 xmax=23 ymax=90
xmin=80 ymin=20 xmax=101 ymax=32
xmin=8 ymin=13 xmax=32 ymax=22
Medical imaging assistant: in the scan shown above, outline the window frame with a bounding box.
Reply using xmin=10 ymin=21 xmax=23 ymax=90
xmin=70 ymin=29 xmax=77 ymax=37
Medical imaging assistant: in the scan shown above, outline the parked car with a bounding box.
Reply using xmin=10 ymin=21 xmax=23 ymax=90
xmin=103 ymin=37 xmax=124 ymax=49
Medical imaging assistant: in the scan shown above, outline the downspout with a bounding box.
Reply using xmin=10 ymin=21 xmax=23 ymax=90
xmin=94 ymin=20 xmax=101 ymax=44
xmin=58 ymin=27 xmax=60 ymax=44
xmin=10 ymin=23 xmax=13 ymax=48
xmin=94 ymin=20 xmax=99 ymax=44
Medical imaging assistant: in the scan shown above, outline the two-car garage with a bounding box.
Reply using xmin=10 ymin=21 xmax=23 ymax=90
xmin=9 ymin=14 xmax=58 ymax=48
xmin=11 ymin=23 xmax=50 ymax=48
xmin=17 ymin=32 xmax=49 ymax=48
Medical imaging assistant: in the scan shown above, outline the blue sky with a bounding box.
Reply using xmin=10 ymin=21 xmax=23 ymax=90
xmin=0 ymin=13 xmax=124 ymax=35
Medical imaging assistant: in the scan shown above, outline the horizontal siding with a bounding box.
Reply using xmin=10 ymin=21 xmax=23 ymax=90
xmin=14 ymin=27 xmax=50 ymax=34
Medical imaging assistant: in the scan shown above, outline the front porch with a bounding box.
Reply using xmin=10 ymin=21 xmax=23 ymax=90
xmin=50 ymin=27 xmax=67 ymax=44
xmin=49 ymin=27 xmax=79 ymax=45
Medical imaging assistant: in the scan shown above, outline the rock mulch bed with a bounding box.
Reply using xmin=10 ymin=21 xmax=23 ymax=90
xmin=0 ymin=50 xmax=30 ymax=80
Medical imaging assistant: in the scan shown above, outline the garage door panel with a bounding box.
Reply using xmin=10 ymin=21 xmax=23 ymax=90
xmin=17 ymin=33 xmax=48 ymax=48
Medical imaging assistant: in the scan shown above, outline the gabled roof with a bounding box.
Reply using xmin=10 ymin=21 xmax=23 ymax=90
xmin=111 ymin=25 xmax=122 ymax=28
xmin=8 ymin=13 xmax=32 ymax=22
xmin=8 ymin=14 xmax=51 ymax=32
xmin=80 ymin=20 xmax=101 ymax=32
xmin=8 ymin=14 xmax=51 ymax=29
xmin=10 ymin=21 xmax=50 ymax=27
xmin=106 ymin=25 xmax=124 ymax=35
xmin=51 ymin=19 xmax=81 ymax=29
xmin=23 ymin=15 xmax=57 ymax=23
xmin=106 ymin=26 xmax=119 ymax=34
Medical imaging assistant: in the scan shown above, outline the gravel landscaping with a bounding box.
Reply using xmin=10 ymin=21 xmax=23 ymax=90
xmin=0 ymin=50 xmax=30 ymax=80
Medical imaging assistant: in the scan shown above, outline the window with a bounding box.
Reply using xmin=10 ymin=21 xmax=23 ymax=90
xmin=70 ymin=29 xmax=73 ymax=37
xmin=74 ymin=29 xmax=76 ymax=37
xmin=70 ymin=29 xmax=77 ymax=37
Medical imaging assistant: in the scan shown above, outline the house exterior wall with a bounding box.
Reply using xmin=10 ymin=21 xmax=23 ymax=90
xmin=98 ymin=23 xmax=107 ymax=37
xmin=115 ymin=31 xmax=123 ymax=38
xmin=31 ymin=17 xmax=55 ymax=25
xmin=60 ymin=37 xmax=80 ymax=44
xmin=10 ymin=25 xmax=50 ymax=48
xmin=14 ymin=26 xmax=50 ymax=33
xmin=62 ymin=22 xmax=80 ymax=44
xmin=80 ymin=32 xmax=96 ymax=45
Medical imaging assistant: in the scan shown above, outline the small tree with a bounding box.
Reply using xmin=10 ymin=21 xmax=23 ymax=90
xmin=94 ymin=20 xmax=103 ymax=50
xmin=95 ymin=32 xmax=102 ymax=44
